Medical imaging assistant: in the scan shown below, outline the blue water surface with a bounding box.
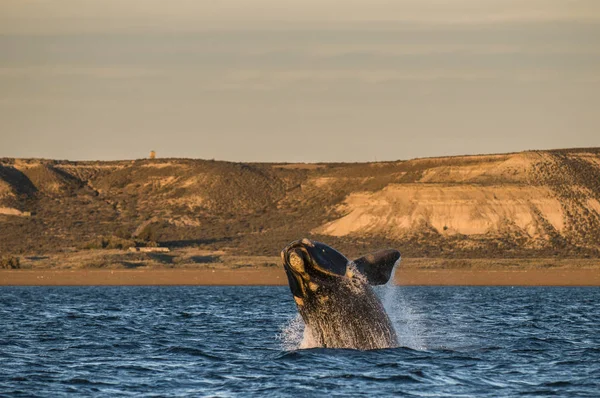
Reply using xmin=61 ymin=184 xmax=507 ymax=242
xmin=1 ymin=286 xmax=599 ymax=397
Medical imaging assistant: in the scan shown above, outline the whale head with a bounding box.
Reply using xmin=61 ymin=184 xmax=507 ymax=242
xmin=281 ymin=238 xmax=348 ymax=303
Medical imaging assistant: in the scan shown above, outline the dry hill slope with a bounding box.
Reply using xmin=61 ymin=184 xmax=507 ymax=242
xmin=1 ymin=148 xmax=599 ymax=260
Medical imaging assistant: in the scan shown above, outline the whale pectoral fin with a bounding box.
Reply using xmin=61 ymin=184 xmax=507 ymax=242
xmin=352 ymin=249 xmax=401 ymax=285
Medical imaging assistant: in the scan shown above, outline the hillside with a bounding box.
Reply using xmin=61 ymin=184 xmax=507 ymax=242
xmin=1 ymin=148 xmax=600 ymax=261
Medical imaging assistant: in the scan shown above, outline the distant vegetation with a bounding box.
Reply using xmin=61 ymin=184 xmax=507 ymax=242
xmin=0 ymin=256 xmax=20 ymax=269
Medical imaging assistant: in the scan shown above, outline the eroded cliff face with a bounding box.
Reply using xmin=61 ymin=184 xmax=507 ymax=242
xmin=1 ymin=148 xmax=599 ymax=257
xmin=312 ymin=150 xmax=600 ymax=252
xmin=314 ymin=184 xmax=565 ymax=240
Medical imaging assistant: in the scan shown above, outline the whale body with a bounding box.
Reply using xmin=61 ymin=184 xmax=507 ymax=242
xmin=281 ymin=238 xmax=401 ymax=350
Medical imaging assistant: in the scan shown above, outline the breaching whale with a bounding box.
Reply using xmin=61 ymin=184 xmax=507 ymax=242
xmin=281 ymin=238 xmax=401 ymax=350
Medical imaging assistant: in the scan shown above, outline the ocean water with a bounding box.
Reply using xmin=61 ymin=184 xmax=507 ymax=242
xmin=1 ymin=286 xmax=599 ymax=397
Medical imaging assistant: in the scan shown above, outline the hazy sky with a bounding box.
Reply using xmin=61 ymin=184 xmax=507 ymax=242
xmin=1 ymin=1 xmax=599 ymax=162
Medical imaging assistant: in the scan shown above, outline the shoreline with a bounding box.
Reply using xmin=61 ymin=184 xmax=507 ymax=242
xmin=2 ymin=269 xmax=600 ymax=286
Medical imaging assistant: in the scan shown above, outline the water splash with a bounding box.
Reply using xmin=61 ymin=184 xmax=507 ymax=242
xmin=278 ymin=315 xmax=319 ymax=350
xmin=343 ymin=262 xmax=368 ymax=294
xmin=381 ymin=256 xmax=401 ymax=312
xmin=299 ymin=325 xmax=318 ymax=349
xmin=278 ymin=315 xmax=303 ymax=350
xmin=379 ymin=257 xmax=426 ymax=350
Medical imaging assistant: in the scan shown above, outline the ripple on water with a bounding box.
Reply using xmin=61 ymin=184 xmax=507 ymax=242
xmin=163 ymin=346 xmax=223 ymax=360
xmin=0 ymin=286 xmax=599 ymax=397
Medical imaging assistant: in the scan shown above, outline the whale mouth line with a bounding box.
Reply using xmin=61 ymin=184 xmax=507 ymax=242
xmin=282 ymin=245 xmax=310 ymax=299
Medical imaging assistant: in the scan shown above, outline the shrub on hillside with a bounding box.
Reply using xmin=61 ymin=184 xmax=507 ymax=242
xmin=81 ymin=235 xmax=136 ymax=250
xmin=0 ymin=256 xmax=20 ymax=269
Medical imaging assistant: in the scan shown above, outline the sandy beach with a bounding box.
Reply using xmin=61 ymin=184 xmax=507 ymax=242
xmin=2 ymin=268 xmax=599 ymax=286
